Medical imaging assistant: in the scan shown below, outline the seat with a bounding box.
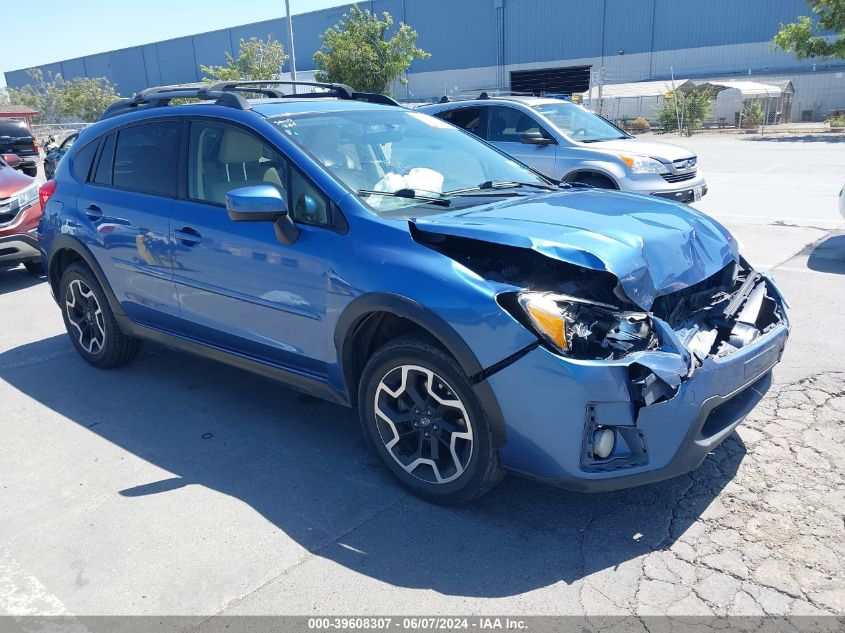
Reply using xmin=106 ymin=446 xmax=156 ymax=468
xmin=207 ymin=129 xmax=284 ymax=204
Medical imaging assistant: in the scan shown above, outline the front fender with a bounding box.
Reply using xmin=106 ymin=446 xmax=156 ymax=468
xmin=562 ymin=159 xmax=626 ymax=185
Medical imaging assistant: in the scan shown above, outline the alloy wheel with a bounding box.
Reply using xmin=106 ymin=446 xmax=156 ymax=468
xmin=374 ymin=364 xmax=474 ymax=484
xmin=65 ymin=279 xmax=106 ymax=355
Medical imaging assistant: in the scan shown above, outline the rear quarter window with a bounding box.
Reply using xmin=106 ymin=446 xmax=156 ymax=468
xmin=71 ymin=141 xmax=98 ymax=182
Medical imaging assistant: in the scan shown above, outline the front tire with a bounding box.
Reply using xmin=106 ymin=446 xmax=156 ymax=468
xmin=59 ymin=263 xmax=141 ymax=368
xmin=358 ymin=334 xmax=503 ymax=504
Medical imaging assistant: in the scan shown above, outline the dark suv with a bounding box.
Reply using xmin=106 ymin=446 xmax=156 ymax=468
xmin=39 ymin=81 xmax=789 ymax=504
xmin=0 ymin=119 xmax=40 ymax=177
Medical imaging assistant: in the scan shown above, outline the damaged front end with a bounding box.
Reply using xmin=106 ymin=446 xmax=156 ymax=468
xmin=412 ymin=225 xmax=789 ymax=485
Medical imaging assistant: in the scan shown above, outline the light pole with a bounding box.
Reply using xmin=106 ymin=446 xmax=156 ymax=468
xmin=285 ymin=0 xmax=298 ymax=90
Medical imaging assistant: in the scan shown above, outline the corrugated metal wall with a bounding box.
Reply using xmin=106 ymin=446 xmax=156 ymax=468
xmin=5 ymin=0 xmax=839 ymax=98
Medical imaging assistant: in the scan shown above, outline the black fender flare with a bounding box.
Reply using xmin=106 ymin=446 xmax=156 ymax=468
xmin=334 ymin=292 xmax=509 ymax=447
xmin=47 ymin=234 xmax=125 ymax=317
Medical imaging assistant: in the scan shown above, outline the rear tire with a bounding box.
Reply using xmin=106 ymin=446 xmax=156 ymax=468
xmin=59 ymin=263 xmax=141 ymax=368
xmin=358 ymin=333 xmax=503 ymax=504
xmin=24 ymin=261 xmax=44 ymax=275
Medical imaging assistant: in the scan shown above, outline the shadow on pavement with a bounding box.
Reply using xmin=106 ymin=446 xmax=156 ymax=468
xmin=0 ymin=335 xmax=745 ymax=598
xmin=739 ymin=134 xmax=845 ymax=143
xmin=807 ymin=234 xmax=845 ymax=274
xmin=0 ymin=265 xmax=45 ymax=294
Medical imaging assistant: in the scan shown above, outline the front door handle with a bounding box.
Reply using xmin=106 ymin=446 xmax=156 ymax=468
xmin=83 ymin=204 xmax=103 ymax=221
xmin=174 ymin=226 xmax=202 ymax=246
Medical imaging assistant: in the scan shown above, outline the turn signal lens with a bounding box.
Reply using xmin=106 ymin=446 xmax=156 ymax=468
xmin=522 ymin=295 xmax=568 ymax=351
xmin=620 ymin=155 xmax=635 ymax=169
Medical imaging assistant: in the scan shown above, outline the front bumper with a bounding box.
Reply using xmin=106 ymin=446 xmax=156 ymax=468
xmin=0 ymin=232 xmax=41 ymax=263
xmin=619 ymin=172 xmax=708 ymax=204
xmin=487 ymin=305 xmax=788 ymax=492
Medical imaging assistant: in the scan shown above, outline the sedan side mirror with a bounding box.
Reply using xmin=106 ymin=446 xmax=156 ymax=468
xmin=225 ymin=185 xmax=299 ymax=245
xmin=521 ymin=131 xmax=555 ymax=145
xmin=1 ymin=153 xmax=21 ymax=168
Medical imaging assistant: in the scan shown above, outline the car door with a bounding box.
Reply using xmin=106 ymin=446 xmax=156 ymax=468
xmin=169 ymin=119 xmax=341 ymax=376
xmin=484 ymin=105 xmax=557 ymax=177
xmin=74 ymin=121 xmax=181 ymax=331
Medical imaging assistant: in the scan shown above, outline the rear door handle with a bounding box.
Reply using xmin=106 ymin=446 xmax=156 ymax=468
xmin=83 ymin=204 xmax=103 ymax=221
xmin=174 ymin=226 xmax=202 ymax=246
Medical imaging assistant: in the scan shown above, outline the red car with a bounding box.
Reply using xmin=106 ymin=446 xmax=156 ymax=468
xmin=0 ymin=153 xmax=43 ymax=274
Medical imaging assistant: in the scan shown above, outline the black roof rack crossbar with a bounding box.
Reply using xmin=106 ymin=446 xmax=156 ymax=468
xmin=206 ymin=80 xmax=356 ymax=100
xmin=99 ymin=87 xmax=250 ymax=120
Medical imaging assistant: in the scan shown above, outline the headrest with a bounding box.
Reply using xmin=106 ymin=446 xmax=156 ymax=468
xmin=218 ymin=129 xmax=265 ymax=163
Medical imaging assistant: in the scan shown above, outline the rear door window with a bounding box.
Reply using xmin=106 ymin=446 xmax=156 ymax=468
xmin=112 ymin=121 xmax=180 ymax=196
xmin=486 ymin=106 xmax=545 ymax=142
xmin=438 ymin=107 xmax=483 ymax=137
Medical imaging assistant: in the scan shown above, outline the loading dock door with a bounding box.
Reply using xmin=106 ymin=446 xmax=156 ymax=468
xmin=510 ymin=66 xmax=591 ymax=97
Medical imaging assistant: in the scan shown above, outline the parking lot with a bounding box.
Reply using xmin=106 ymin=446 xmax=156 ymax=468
xmin=1 ymin=133 xmax=843 ymax=619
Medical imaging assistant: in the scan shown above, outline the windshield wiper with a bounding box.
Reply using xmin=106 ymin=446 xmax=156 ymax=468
xmin=444 ymin=180 xmax=558 ymax=196
xmin=357 ymin=188 xmax=451 ymax=207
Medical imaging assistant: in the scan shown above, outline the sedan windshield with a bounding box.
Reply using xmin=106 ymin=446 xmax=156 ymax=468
xmin=270 ymin=109 xmax=550 ymax=214
xmin=533 ymin=101 xmax=628 ymax=143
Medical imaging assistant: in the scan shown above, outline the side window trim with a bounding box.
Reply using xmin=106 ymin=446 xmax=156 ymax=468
xmin=90 ymin=133 xmax=116 ymax=186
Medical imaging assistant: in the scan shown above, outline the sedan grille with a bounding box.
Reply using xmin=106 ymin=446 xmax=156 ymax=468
xmin=662 ymin=170 xmax=697 ymax=183
xmin=0 ymin=198 xmax=19 ymax=226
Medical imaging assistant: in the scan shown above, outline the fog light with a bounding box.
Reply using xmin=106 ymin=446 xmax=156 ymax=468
xmin=592 ymin=428 xmax=616 ymax=459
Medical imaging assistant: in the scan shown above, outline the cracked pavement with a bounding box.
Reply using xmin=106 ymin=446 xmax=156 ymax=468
xmin=0 ymin=135 xmax=843 ymax=619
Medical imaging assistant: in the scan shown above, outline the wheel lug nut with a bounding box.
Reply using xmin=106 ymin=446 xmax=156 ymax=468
xmin=413 ymin=421 xmax=419 ymax=428
xmin=414 ymin=408 xmax=420 ymax=414
xmin=433 ymin=424 xmax=438 ymax=430
xmin=424 ymin=432 xmax=430 ymax=438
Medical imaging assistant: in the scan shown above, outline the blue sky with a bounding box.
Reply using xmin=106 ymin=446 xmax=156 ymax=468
xmin=1 ymin=0 xmax=351 ymax=88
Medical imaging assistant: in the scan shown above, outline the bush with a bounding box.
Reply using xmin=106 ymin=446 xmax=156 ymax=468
xmin=741 ymin=100 xmax=764 ymax=128
xmin=630 ymin=117 xmax=651 ymax=132
xmin=826 ymin=115 xmax=845 ymax=127
xmin=655 ymin=88 xmax=713 ymax=136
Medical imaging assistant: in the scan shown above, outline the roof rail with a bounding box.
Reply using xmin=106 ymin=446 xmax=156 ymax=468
xmin=98 ymin=80 xmax=400 ymax=121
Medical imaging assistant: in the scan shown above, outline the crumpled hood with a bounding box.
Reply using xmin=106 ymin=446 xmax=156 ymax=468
xmin=583 ymin=137 xmax=695 ymax=162
xmin=411 ymin=189 xmax=739 ymax=310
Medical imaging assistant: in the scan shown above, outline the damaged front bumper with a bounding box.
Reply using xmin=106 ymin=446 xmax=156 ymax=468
xmin=486 ymin=275 xmax=790 ymax=491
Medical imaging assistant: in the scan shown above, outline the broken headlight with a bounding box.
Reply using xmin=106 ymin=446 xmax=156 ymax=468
xmin=518 ymin=292 xmax=656 ymax=360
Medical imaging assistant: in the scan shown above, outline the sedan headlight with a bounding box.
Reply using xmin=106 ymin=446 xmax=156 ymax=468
xmin=518 ymin=291 xmax=656 ymax=360
xmin=15 ymin=182 xmax=39 ymax=210
xmin=619 ymin=155 xmax=669 ymax=175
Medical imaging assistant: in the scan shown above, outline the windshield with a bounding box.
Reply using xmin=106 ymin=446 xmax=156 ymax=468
xmin=533 ymin=102 xmax=628 ymax=143
xmin=270 ymin=109 xmax=549 ymax=214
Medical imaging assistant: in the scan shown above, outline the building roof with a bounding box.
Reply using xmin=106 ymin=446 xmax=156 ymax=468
xmin=0 ymin=104 xmax=39 ymax=116
xmin=581 ymin=79 xmax=696 ymax=100
xmin=697 ymin=80 xmax=784 ymax=97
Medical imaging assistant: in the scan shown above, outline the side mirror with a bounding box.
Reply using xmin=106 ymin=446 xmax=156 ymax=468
xmin=521 ymin=131 xmax=555 ymax=145
xmin=226 ymin=185 xmax=289 ymax=222
xmin=1 ymin=153 xmax=21 ymax=168
xmin=225 ymin=185 xmax=299 ymax=245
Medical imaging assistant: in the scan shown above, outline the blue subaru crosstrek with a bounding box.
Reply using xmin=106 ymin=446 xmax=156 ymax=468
xmin=38 ymin=81 xmax=790 ymax=504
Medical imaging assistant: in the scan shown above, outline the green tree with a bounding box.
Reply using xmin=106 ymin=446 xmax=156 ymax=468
xmin=655 ymin=88 xmax=713 ymax=136
xmin=0 ymin=88 xmax=9 ymax=107
xmin=201 ymin=35 xmax=288 ymax=81
xmin=313 ymin=6 xmax=430 ymax=94
xmin=772 ymin=0 xmax=845 ymax=59
xmin=7 ymin=69 xmax=119 ymax=123
xmin=7 ymin=69 xmax=67 ymax=123
xmin=62 ymin=77 xmax=120 ymax=121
